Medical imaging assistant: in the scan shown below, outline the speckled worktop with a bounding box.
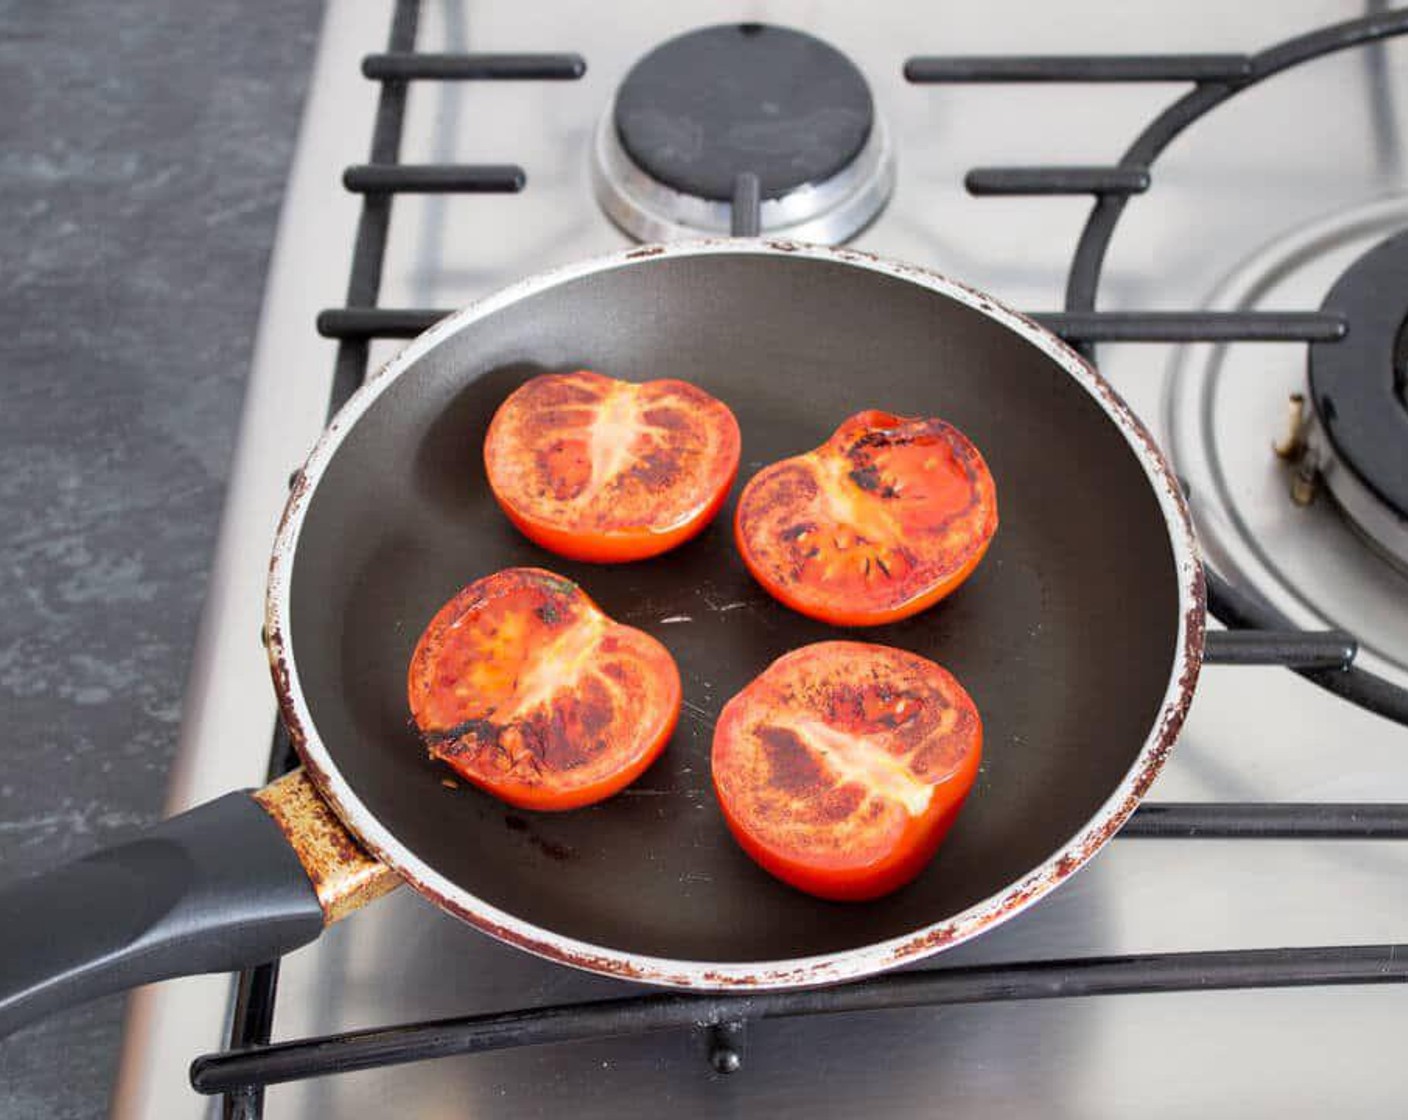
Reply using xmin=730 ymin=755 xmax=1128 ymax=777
xmin=0 ymin=4 xmax=322 ymax=1115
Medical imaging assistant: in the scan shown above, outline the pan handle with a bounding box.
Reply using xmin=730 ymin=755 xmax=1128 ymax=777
xmin=0 ymin=770 xmax=395 ymax=1039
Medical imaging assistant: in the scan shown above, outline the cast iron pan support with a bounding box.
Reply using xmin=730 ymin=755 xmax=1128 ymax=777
xmin=1052 ymin=8 xmax=1408 ymax=723
xmin=910 ymin=6 xmax=1408 ymax=726
xmin=732 ymin=172 xmax=762 ymax=236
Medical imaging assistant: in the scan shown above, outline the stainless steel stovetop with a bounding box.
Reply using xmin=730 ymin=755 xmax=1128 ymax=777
xmin=114 ymin=3 xmax=1408 ymax=1116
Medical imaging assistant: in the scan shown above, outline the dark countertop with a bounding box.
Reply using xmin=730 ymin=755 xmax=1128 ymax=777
xmin=0 ymin=3 xmax=323 ymax=1115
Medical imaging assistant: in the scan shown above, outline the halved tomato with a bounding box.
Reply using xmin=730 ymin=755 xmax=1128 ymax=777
xmin=735 ymin=410 xmax=998 ymax=626
xmin=711 ymin=641 xmax=981 ymax=901
xmin=407 ymin=567 xmax=681 ymax=811
xmin=484 ymin=370 xmax=741 ymax=563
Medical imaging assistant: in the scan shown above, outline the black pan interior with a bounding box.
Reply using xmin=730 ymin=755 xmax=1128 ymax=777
xmin=289 ymin=252 xmax=1180 ymax=962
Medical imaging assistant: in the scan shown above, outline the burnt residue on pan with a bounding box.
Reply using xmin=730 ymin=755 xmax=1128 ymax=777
xmin=504 ymin=814 xmax=576 ymax=862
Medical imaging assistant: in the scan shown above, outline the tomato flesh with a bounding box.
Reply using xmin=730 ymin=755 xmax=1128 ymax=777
xmin=408 ymin=568 xmax=681 ymax=811
xmin=484 ymin=370 xmax=741 ymax=562
xmin=735 ymin=410 xmax=998 ymax=626
xmin=711 ymin=641 xmax=981 ymax=901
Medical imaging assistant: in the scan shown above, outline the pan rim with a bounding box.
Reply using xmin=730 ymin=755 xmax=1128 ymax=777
xmin=265 ymin=237 xmax=1205 ymax=990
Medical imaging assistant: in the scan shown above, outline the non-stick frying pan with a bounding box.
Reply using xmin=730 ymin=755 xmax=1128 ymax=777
xmin=0 ymin=240 xmax=1203 ymax=1036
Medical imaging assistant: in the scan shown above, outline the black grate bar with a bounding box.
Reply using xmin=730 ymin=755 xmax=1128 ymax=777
xmin=1124 ymin=802 xmax=1408 ymax=838
xmin=318 ymin=308 xmax=1353 ymax=344
xmin=904 ymin=54 xmax=1252 ymax=83
xmin=190 ymin=943 xmax=1408 ymax=1093
xmin=966 ymin=166 xmax=1150 ymax=195
xmin=1063 ymin=11 xmax=1408 ymax=332
xmin=1205 ymin=568 xmax=1408 ymax=726
xmin=1034 ymin=311 xmax=1347 ymax=343
xmin=343 ymin=163 xmax=525 ymax=194
xmin=362 ymin=52 xmax=586 ymax=81
xmin=1203 ymin=629 xmax=1356 ymax=669
xmin=328 ymin=2 xmax=420 ymax=413
xmin=317 ymin=307 xmax=446 ymax=339
xmin=221 ymin=962 xmax=281 ymax=1120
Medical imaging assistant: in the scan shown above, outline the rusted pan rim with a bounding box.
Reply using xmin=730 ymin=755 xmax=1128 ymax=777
xmin=265 ymin=238 xmax=1205 ymax=989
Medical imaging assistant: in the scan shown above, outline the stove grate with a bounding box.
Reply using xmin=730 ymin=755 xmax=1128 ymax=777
xmin=197 ymin=943 xmax=1408 ymax=1096
xmin=913 ymin=5 xmax=1408 ymax=725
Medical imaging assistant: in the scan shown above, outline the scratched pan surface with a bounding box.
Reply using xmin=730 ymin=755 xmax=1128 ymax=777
xmin=268 ymin=241 xmax=1202 ymax=988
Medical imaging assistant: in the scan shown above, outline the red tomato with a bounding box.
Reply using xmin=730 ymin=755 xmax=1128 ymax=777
xmin=407 ymin=568 xmax=681 ymax=811
xmin=484 ymin=370 xmax=741 ymax=563
xmin=735 ymin=410 xmax=998 ymax=626
xmin=711 ymin=641 xmax=982 ymax=901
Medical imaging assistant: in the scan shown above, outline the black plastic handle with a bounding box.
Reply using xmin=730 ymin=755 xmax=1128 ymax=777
xmin=0 ymin=791 xmax=325 ymax=1039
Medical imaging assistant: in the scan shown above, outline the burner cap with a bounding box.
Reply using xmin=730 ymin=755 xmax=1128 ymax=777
xmin=1308 ymin=228 xmax=1408 ymax=522
xmin=613 ymin=24 xmax=874 ymax=203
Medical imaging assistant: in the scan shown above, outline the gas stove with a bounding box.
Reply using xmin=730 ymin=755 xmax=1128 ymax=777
xmin=114 ymin=3 xmax=1408 ymax=1116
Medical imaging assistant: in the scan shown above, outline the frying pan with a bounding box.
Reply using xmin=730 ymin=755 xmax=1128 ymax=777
xmin=0 ymin=239 xmax=1203 ymax=1037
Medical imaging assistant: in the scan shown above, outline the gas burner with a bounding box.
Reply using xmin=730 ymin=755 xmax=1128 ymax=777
xmin=592 ymin=23 xmax=894 ymax=243
xmin=1306 ymin=229 xmax=1408 ymax=573
xmin=1165 ymin=196 xmax=1408 ymax=691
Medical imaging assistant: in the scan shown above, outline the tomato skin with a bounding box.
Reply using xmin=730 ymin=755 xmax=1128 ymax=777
xmin=494 ymin=467 xmax=736 ymax=564
xmin=735 ymin=411 xmax=998 ymax=626
xmin=408 ymin=568 xmax=681 ymax=811
xmin=714 ymin=790 xmax=973 ymax=902
xmin=711 ymin=641 xmax=982 ymax=902
xmin=484 ymin=371 xmax=741 ymax=563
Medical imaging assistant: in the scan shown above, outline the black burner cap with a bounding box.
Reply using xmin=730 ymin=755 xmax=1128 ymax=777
xmin=1308 ymin=228 xmax=1408 ymax=518
xmin=614 ymin=23 xmax=874 ymax=203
